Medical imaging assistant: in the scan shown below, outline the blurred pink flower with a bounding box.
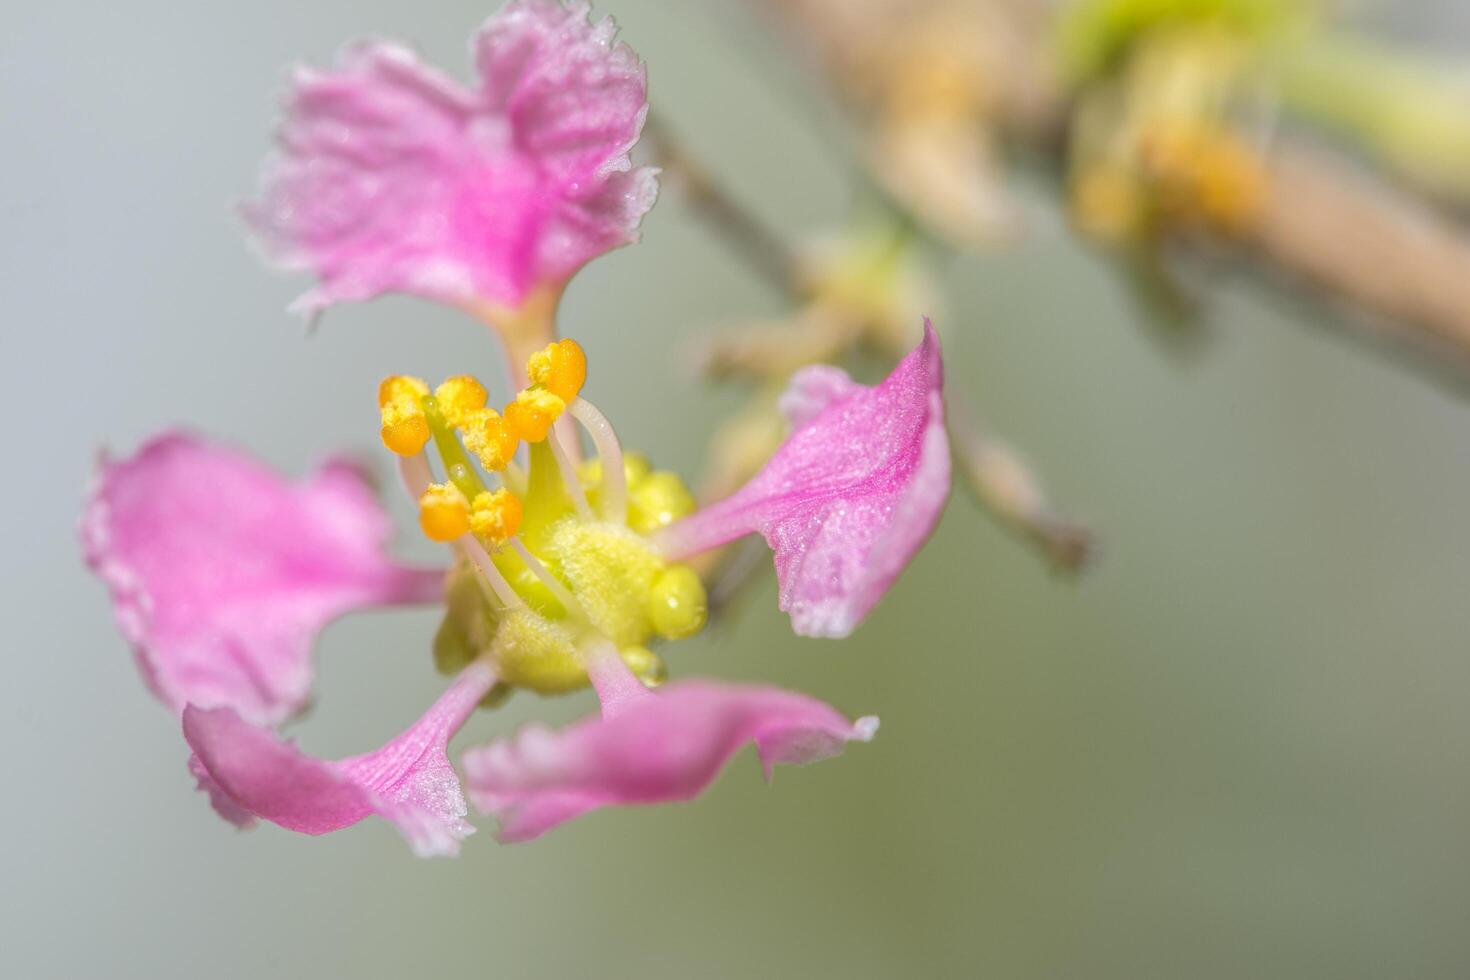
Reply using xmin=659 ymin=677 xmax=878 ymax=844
xmin=244 ymin=0 xmax=657 ymax=322
xmin=82 ymin=432 xmax=443 ymax=727
xmin=462 ymin=644 xmax=876 ymax=841
xmin=655 ymin=319 xmax=950 ymax=637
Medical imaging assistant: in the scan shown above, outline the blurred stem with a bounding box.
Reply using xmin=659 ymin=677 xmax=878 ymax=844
xmin=1243 ymin=140 xmax=1470 ymax=377
xmin=644 ymin=112 xmax=805 ymax=298
xmin=1277 ymin=34 xmax=1470 ymax=205
xmin=946 ymin=390 xmax=1093 ymax=574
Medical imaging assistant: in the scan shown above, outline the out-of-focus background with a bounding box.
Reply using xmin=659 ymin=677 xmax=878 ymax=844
xmin=6 ymin=1 xmax=1470 ymax=977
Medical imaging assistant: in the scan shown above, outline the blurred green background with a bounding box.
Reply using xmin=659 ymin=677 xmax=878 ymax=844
xmin=6 ymin=1 xmax=1470 ymax=976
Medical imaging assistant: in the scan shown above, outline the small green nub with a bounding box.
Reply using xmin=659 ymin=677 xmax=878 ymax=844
xmin=620 ymin=645 xmax=668 ymax=688
xmin=629 ymin=471 xmax=697 ymax=534
xmin=647 ymin=565 xmax=708 ymax=640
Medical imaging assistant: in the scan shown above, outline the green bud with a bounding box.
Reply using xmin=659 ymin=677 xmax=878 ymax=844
xmin=628 ymin=470 xmax=696 ymax=534
xmin=647 ymin=565 xmax=708 ymax=640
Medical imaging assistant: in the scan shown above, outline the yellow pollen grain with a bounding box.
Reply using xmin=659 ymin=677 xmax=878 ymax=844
xmin=379 ymin=376 xmax=431 ymax=456
xmin=461 ymin=407 xmax=519 ymax=472
xmin=418 ymin=482 xmax=470 ymax=542
xmin=470 ymin=488 xmax=523 ymax=544
xmin=504 ymin=387 xmax=566 ymax=443
xmin=378 ymin=374 xmax=428 ymax=408
xmin=433 ymin=375 xmax=488 ymax=428
xmin=526 ymin=339 xmax=587 ymax=403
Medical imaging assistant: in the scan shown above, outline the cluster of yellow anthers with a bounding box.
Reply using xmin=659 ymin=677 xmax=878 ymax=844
xmin=1137 ymin=118 xmax=1264 ymax=233
xmin=418 ymin=483 xmax=522 ymax=546
xmin=378 ymin=338 xmax=708 ymax=694
xmin=1072 ymin=117 xmax=1264 ymax=243
xmin=377 ymin=340 xmax=588 ymax=548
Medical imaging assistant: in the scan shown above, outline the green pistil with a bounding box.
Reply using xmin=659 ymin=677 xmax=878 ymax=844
xmin=520 ymin=440 xmax=574 ymax=547
xmin=422 ymin=395 xmax=486 ymax=500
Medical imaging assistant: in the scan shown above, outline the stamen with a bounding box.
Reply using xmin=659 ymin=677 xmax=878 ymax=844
xmin=508 ymin=537 xmax=584 ymax=617
xmin=460 ymin=407 xmax=519 ymax=475
xmin=379 ymin=374 xmax=429 ymax=407
xmin=396 ymin=452 xmax=434 ymax=500
xmin=469 ymin=488 xmax=523 ymax=544
xmin=461 ymin=535 xmax=525 ymax=611
xmin=500 ymin=458 xmax=528 ymax=496
xmin=379 ymin=375 xmax=430 ymax=456
xmin=544 ymin=426 xmax=593 ymax=518
xmin=424 ymin=397 xmax=489 ymax=500
xmin=504 ymin=387 xmax=566 ymax=443
xmin=527 ymin=339 xmax=587 ymax=467
xmin=526 ymin=339 xmax=587 ymax=403
xmin=433 ymin=375 xmax=488 ymax=428
xmin=568 ymin=397 xmax=627 ymax=524
xmin=418 ymin=483 xmax=471 ymax=542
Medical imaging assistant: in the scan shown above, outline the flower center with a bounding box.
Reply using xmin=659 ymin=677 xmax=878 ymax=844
xmin=377 ymin=340 xmax=707 ymax=698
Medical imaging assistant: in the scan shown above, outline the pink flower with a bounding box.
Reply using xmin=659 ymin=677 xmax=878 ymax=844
xmin=80 ymin=323 xmax=942 ymax=852
xmin=244 ymin=0 xmax=657 ymax=321
xmin=184 ymin=663 xmax=497 ymax=857
xmin=81 ymin=0 xmax=965 ymax=859
xmin=82 ymin=432 xmax=444 ymax=726
xmin=655 ymin=319 xmax=951 ymax=638
xmin=461 ymin=645 xmax=876 ymax=841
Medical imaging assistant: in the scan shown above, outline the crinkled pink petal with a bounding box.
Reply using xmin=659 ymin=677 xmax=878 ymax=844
xmin=244 ymin=0 xmax=657 ymax=320
xmin=461 ymin=679 xmax=878 ymax=842
xmin=183 ymin=663 xmax=495 ymax=857
xmin=81 ymin=432 xmax=444 ymax=726
xmin=657 ymin=320 xmax=951 ymax=638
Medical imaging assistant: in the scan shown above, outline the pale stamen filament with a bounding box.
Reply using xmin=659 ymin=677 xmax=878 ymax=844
xmin=545 ymin=425 xmax=593 ymax=518
xmin=462 ymin=535 xmax=525 ymax=611
xmin=568 ymin=396 xmax=627 ymax=524
xmin=508 ymin=537 xmax=585 ymax=617
xmin=500 ymin=458 xmax=528 ymax=496
xmin=396 ymin=452 xmax=434 ymax=500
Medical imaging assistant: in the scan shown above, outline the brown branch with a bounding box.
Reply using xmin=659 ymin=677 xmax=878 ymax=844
xmin=757 ymin=0 xmax=1470 ymax=384
xmin=946 ymin=391 xmax=1094 ymax=573
xmin=1242 ymin=142 xmax=1470 ymax=374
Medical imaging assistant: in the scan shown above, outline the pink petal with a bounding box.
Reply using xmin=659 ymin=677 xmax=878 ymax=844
xmin=183 ymin=663 xmax=495 ymax=857
xmin=244 ymin=1 xmax=657 ymax=320
xmin=461 ymin=680 xmax=878 ymax=842
xmin=657 ymin=320 xmax=951 ymax=638
xmin=81 ymin=432 xmax=444 ymax=726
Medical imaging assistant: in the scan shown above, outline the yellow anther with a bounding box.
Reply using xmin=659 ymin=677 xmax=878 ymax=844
xmin=526 ymin=339 xmax=587 ymax=403
xmin=418 ymin=482 xmax=470 ymax=542
xmin=378 ymin=374 xmax=428 ymax=408
xmin=433 ymin=375 xmax=488 ymax=428
xmin=379 ymin=375 xmax=431 ymax=456
xmin=647 ymin=565 xmax=708 ymax=640
xmin=470 ymin=488 xmax=524 ymax=544
xmin=460 ymin=408 xmax=519 ymax=472
xmin=1139 ymin=119 xmax=1264 ymax=233
xmin=504 ymin=387 xmax=567 ymax=443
